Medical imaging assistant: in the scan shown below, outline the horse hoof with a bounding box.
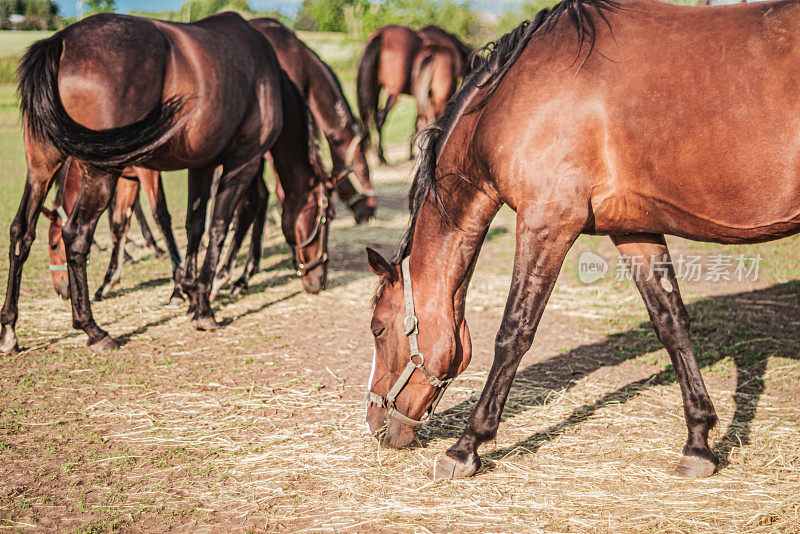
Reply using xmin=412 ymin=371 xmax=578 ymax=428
xmin=0 ymin=326 xmax=20 ymax=355
xmin=230 ymin=283 xmax=246 ymax=297
xmin=93 ymin=290 xmax=105 ymax=302
xmin=673 ymin=455 xmax=717 ymax=478
xmin=192 ymin=315 xmax=220 ymax=331
xmin=428 ymin=452 xmax=480 ymax=480
xmin=88 ymin=335 xmax=119 ymax=352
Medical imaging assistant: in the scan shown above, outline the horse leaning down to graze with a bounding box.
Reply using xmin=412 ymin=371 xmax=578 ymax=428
xmin=365 ymin=0 xmax=800 ymax=480
xmin=357 ymin=24 xmax=471 ymax=164
xmin=248 ymin=17 xmax=377 ymax=225
xmin=0 ymin=12 xmax=327 ymax=354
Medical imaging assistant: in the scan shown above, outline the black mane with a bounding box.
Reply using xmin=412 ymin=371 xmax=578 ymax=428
xmin=373 ymin=0 xmax=619 ymax=305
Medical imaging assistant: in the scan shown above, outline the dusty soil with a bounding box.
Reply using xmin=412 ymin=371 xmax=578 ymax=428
xmin=1 ymin=145 xmax=799 ymax=532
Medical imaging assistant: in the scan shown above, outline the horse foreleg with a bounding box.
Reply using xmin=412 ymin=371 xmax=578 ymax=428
xmin=191 ymin=155 xmax=263 ymax=331
xmin=212 ymin=179 xmax=258 ymax=300
xmin=95 ymin=177 xmax=138 ymax=301
xmin=0 ymin=159 xmax=62 ymax=354
xmin=231 ymin=167 xmax=268 ymax=296
xmin=141 ymin=170 xmax=184 ymax=307
xmin=62 ymin=165 xmax=121 ymax=351
xmin=182 ymin=166 xmax=215 ymax=316
xmin=612 ymin=233 xmax=719 ymax=478
xmin=433 ymin=205 xmax=584 ymax=479
xmin=376 ymin=93 xmax=398 ymax=165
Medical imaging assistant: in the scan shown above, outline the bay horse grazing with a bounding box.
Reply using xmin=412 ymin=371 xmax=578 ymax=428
xmin=215 ymin=75 xmax=333 ymax=297
xmin=249 ymin=17 xmax=376 ymax=224
xmin=366 ymin=0 xmax=800 ymax=479
xmin=42 ymin=160 xmax=184 ymax=304
xmin=1 ymin=12 xmax=288 ymax=354
xmin=357 ymin=25 xmax=471 ymax=163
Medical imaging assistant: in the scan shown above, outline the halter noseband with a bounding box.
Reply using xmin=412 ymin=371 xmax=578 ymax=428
xmin=291 ymin=183 xmax=331 ymax=277
xmin=334 ymin=134 xmax=377 ymax=208
xmin=49 ymin=205 xmax=69 ymax=272
xmin=365 ymin=256 xmax=453 ymax=427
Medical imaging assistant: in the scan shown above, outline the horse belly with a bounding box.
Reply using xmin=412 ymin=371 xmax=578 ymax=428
xmin=591 ymin=183 xmax=800 ymax=244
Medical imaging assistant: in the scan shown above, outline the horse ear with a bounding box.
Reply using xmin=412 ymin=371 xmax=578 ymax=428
xmin=366 ymin=247 xmax=398 ymax=284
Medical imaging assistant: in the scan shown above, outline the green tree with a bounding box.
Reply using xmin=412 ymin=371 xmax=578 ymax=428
xmin=0 ymin=0 xmax=11 ymax=29
xmin=360 ymin=0 xmax=482 ymax=41
xmin=85 ymin=0 xmax=116 ymax=14
xmin=295 ymin=0 xmax=368 ymax=33
xmin=495 ymin=0 xmax=558 ymax=34
xmin=179 ymin=0 xmax=254 ymax=22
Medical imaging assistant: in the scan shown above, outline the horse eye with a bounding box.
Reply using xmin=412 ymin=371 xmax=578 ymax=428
xmin=50 ymin=242 xmax=58 ymax=250
xmin=372 ymin=327 xmax=385 ymax=338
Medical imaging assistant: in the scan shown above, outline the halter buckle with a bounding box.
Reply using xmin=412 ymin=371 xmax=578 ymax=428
xmin=410 ymin=352 xmax=424 ymax=368
xmin=403 ymin=315 xmax=418 ymax=336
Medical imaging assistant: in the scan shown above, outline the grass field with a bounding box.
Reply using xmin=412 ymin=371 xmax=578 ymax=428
xmin=0 ymin=29 xmax=799 ymax=533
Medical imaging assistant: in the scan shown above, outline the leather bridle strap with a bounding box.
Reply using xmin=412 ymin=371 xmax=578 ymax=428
xmin=365 ymin=256 xmax=453 ymax=427
xmin=49 ymin=205 xmax=69 ymax=272
xmin=336 ymin=134 xmax=377 ymax=208
xmin=292 ymin=183 xmax=330 ymax=277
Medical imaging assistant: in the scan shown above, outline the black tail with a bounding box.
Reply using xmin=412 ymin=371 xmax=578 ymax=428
xmin=18 ymin=35 xmax=184 ymax=168
xmin=356 ymin=32 xmax=382 ymax=152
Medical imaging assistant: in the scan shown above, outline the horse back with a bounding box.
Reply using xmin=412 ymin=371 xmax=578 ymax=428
xmin=469 ymin=0 xmax=800 ymax=243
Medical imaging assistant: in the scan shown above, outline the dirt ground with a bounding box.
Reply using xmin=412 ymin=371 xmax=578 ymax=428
xmin=1 ymin=141 xmax=799 ymax=532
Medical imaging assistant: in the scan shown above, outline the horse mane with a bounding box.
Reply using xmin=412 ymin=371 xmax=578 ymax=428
xmin=373 ymin=0 xmax=619 ymax=304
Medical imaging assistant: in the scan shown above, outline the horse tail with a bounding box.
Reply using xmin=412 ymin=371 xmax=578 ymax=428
xmin=413 ymin=52 xmax=435 ymax=118
xmin=17 ymin=35 xmax=185 ymax=168
xmin=356 ymin=32 xmax=382 ymax=152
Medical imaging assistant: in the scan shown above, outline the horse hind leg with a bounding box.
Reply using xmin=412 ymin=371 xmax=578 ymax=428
xmin=433 ymin=204 xmax=585 ymax=479
xmin=95 ymin=177 xmax=138 ymax=301
xmin=62 ymin=164 xmax=122 ymax=351
xmin=376 ymin=93 xmax=398 ymax=165
xmin=611 ymin=233 xmax=718 ymax=478
xmin=0 ymin=151 xmax=63 ymax=354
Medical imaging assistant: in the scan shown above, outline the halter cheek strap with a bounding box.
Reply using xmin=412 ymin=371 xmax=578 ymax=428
xmin=336 ymin=134 xmax=377 ymax=207
xmin=49 ymin=205 xmax=70 ymax=272
xmin=365 ymin=256 xmax=454 ymax=427
xmin=292 ymin=183 xmax=330 ymax=277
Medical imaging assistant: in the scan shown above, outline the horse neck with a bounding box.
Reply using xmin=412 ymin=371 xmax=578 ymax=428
xmin=407 ymin=179 xmax=499 ymax=325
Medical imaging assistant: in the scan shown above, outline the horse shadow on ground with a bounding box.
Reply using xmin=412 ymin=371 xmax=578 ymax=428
xmin=415 ymin=281 xmax=800 ymax=473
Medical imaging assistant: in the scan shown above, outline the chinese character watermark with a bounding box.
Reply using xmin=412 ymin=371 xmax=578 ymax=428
xmin=577 ymin=251 xmax=762 ymax=284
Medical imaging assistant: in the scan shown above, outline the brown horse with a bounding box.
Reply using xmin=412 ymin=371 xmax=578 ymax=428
xmin=250 ymin=17 xmax=376 ymax=224
xmin=366 ymin=0 xmax=800 ymax=479
xmin=41 ymin=160 xmax=184 ymax=304
xmin=357 ymin=25 xmax=471 ymax=163
xmin=46 ymin=71 xmax=332 ymax=307
xmin=0 ymin=12 xmax=314 ymax=353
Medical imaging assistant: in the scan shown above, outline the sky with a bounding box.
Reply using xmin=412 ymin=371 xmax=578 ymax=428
xmin=55 ymin=0 xmax=522 ymax=18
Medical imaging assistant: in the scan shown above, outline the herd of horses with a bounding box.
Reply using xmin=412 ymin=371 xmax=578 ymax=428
xmin=3 ymin=0 xmax=798 ymax=480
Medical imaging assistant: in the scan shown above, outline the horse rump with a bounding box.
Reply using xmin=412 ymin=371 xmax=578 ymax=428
xmin=17 ymin=35 xmax=185 ymax=169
